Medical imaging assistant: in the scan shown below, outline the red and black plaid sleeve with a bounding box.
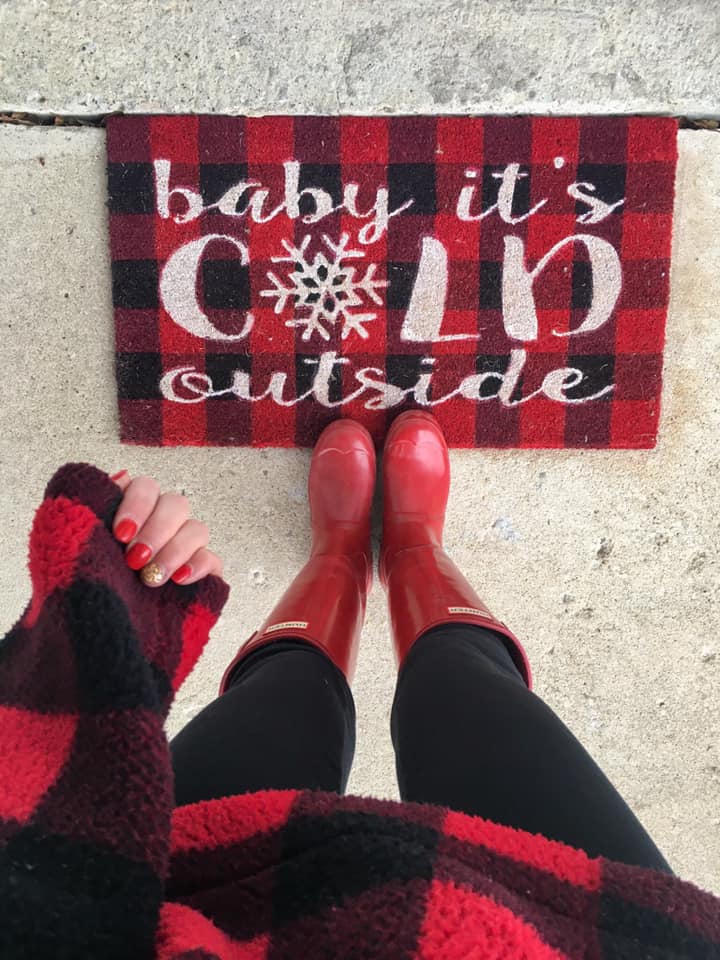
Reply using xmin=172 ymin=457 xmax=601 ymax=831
xmin=0 ymin=463 xmax=230 ymax=959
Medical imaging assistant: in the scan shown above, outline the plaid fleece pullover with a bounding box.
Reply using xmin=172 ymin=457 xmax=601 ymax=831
xmin=1 ymin=463 xmax=718 ymax=959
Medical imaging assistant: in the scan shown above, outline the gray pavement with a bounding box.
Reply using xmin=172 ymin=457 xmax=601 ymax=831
xmin=1 ymin=0 xmax=719 ymax=117
xmin=0 ymin=0 xmax=718 ymax=896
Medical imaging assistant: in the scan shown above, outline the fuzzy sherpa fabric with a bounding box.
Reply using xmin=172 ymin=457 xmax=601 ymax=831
xmin=1 ymin=463 xmax=718 ymax=959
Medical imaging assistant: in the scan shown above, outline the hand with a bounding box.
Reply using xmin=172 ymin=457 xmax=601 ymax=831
xmin=109 ymin=470 xmax=224 ymax=587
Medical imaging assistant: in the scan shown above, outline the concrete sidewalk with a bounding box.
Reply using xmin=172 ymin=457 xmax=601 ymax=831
xmin=1 ymin=0 xmax=719 ymax=117
xmin=0 ymin=123 xmax=718 ymax=893
xmin=1 ymin=0 xmax=719 ymax=897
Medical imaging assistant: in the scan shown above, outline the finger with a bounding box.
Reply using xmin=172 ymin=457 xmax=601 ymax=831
xmin=109 ymin=470 xmax=132 ymax=493
xmin=140 ymin=519 xmax=211 ymax=587
xmin=113 ymin=475 xmax=161 ymax=544
xmin=125 ymin=491 xmax=191 ymax=570
xmin=169 ymin=546 xmax=225 ymax=585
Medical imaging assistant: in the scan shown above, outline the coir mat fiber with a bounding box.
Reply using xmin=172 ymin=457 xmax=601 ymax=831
xmin=106 ymin=115 xmax=677 ymax=448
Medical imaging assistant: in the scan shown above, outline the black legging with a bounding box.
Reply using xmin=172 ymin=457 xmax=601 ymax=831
xmin=170 ymin=623 xmax=672 ymax=873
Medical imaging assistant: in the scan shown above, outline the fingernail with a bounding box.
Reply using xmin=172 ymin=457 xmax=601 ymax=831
xmin=110 ymin=470 xmax=127 ymax=482
xmin=127 ymin=543 xmax=152 ymax=570
xmin=140 ymin=562 xmax=165 ymax=586
xmin=171 ymin=564 xmax=193 ymax=584
xmin=114 ymin=518 xmax=138 ymax=544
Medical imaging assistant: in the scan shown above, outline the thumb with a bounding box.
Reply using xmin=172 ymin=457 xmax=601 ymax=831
xmin=109 ymin=469 xmax=132 ymax=494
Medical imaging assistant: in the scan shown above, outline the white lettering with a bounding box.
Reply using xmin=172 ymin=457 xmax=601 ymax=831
xmin=568 ymin=182 xmax=625 ymax=224
xmin=344 ymin=183 xmax=414 ymax=244
xmin=494 ymin=163 xmax=548 ymax=224
xmin=502 ymin=234 xmax=622 ymax=342
xmin=154 ymin=159 xmax=203 ymax=224
xmin=157 ymin=351 xmax=615 ymax=411
xmin=456 ymin=164 xmax=548 ymax=224
xmin=283 ymin=160 xmax=337 ymax=223
xmin=160 ymin=234 xmax=255 ymax=341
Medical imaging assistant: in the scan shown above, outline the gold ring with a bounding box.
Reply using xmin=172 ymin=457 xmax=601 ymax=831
xmin=140 ymin=561 xmax=165 ymax=586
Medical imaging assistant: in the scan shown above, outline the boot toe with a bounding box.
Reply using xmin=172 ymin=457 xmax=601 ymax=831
xmin=316 ymin=418 xmax=375 ymax=452
xmin=381 ymin=410 xmax=450 ymax=552
xmin=384 ymin=411 xmax=449 ymax=478
xmin=387 ymin=409 xmax=440 ymax=436
xmin=310 ymin=419 xmax=376 ymax=529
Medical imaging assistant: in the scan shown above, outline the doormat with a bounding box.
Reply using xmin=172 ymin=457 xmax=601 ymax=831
xmin=106 ymin=115 xmax=677 ymax=448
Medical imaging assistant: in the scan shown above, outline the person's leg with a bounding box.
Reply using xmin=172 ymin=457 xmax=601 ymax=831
xmin=391 ymin=622 xmax=673 ymax=873
xmin=171 ymin=639 xmax=355 ymax=806
xmin=172 ymin=419 xmax=374 ymax=807
xmin=380 ymin=412 xmax=670 ymax=872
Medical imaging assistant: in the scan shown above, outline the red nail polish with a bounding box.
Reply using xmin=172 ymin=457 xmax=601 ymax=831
xmin=126 ymin=543 xmax=152 ymax=570
xmin=110 ymin=470 xmax=127 ymax=482
xmin=114 ymin=518 xmax=138 ymax=543
xmin=171 ymin=564 xmax=192 ymax=584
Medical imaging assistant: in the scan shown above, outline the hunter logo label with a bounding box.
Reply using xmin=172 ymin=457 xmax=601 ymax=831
xmin=107 ymin=115 xmax=677 ymax=448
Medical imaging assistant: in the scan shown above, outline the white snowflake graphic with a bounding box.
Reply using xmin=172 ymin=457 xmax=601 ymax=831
xmin=260 ymin=233 xmax=388 ymax=342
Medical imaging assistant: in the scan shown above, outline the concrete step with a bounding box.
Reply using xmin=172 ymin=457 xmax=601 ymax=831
xmin=0 ymin=0 xmax=718 ymax=116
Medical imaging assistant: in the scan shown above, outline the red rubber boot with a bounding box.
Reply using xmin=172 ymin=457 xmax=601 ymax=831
xmin=219 ymin=419 xmax=375 ymax=693
xmin=379 ymin=411 xmax=532 ymax=688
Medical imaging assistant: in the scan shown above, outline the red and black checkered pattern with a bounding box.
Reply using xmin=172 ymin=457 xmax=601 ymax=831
xmin=1 ymin=462 xmax=719 ymax=958
xmin=107 ymin=115 xmax=677 ymax=449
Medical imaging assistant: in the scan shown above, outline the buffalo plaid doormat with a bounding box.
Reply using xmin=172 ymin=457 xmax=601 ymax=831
xmin=106 ymin=115 xmax=677 ymax=448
